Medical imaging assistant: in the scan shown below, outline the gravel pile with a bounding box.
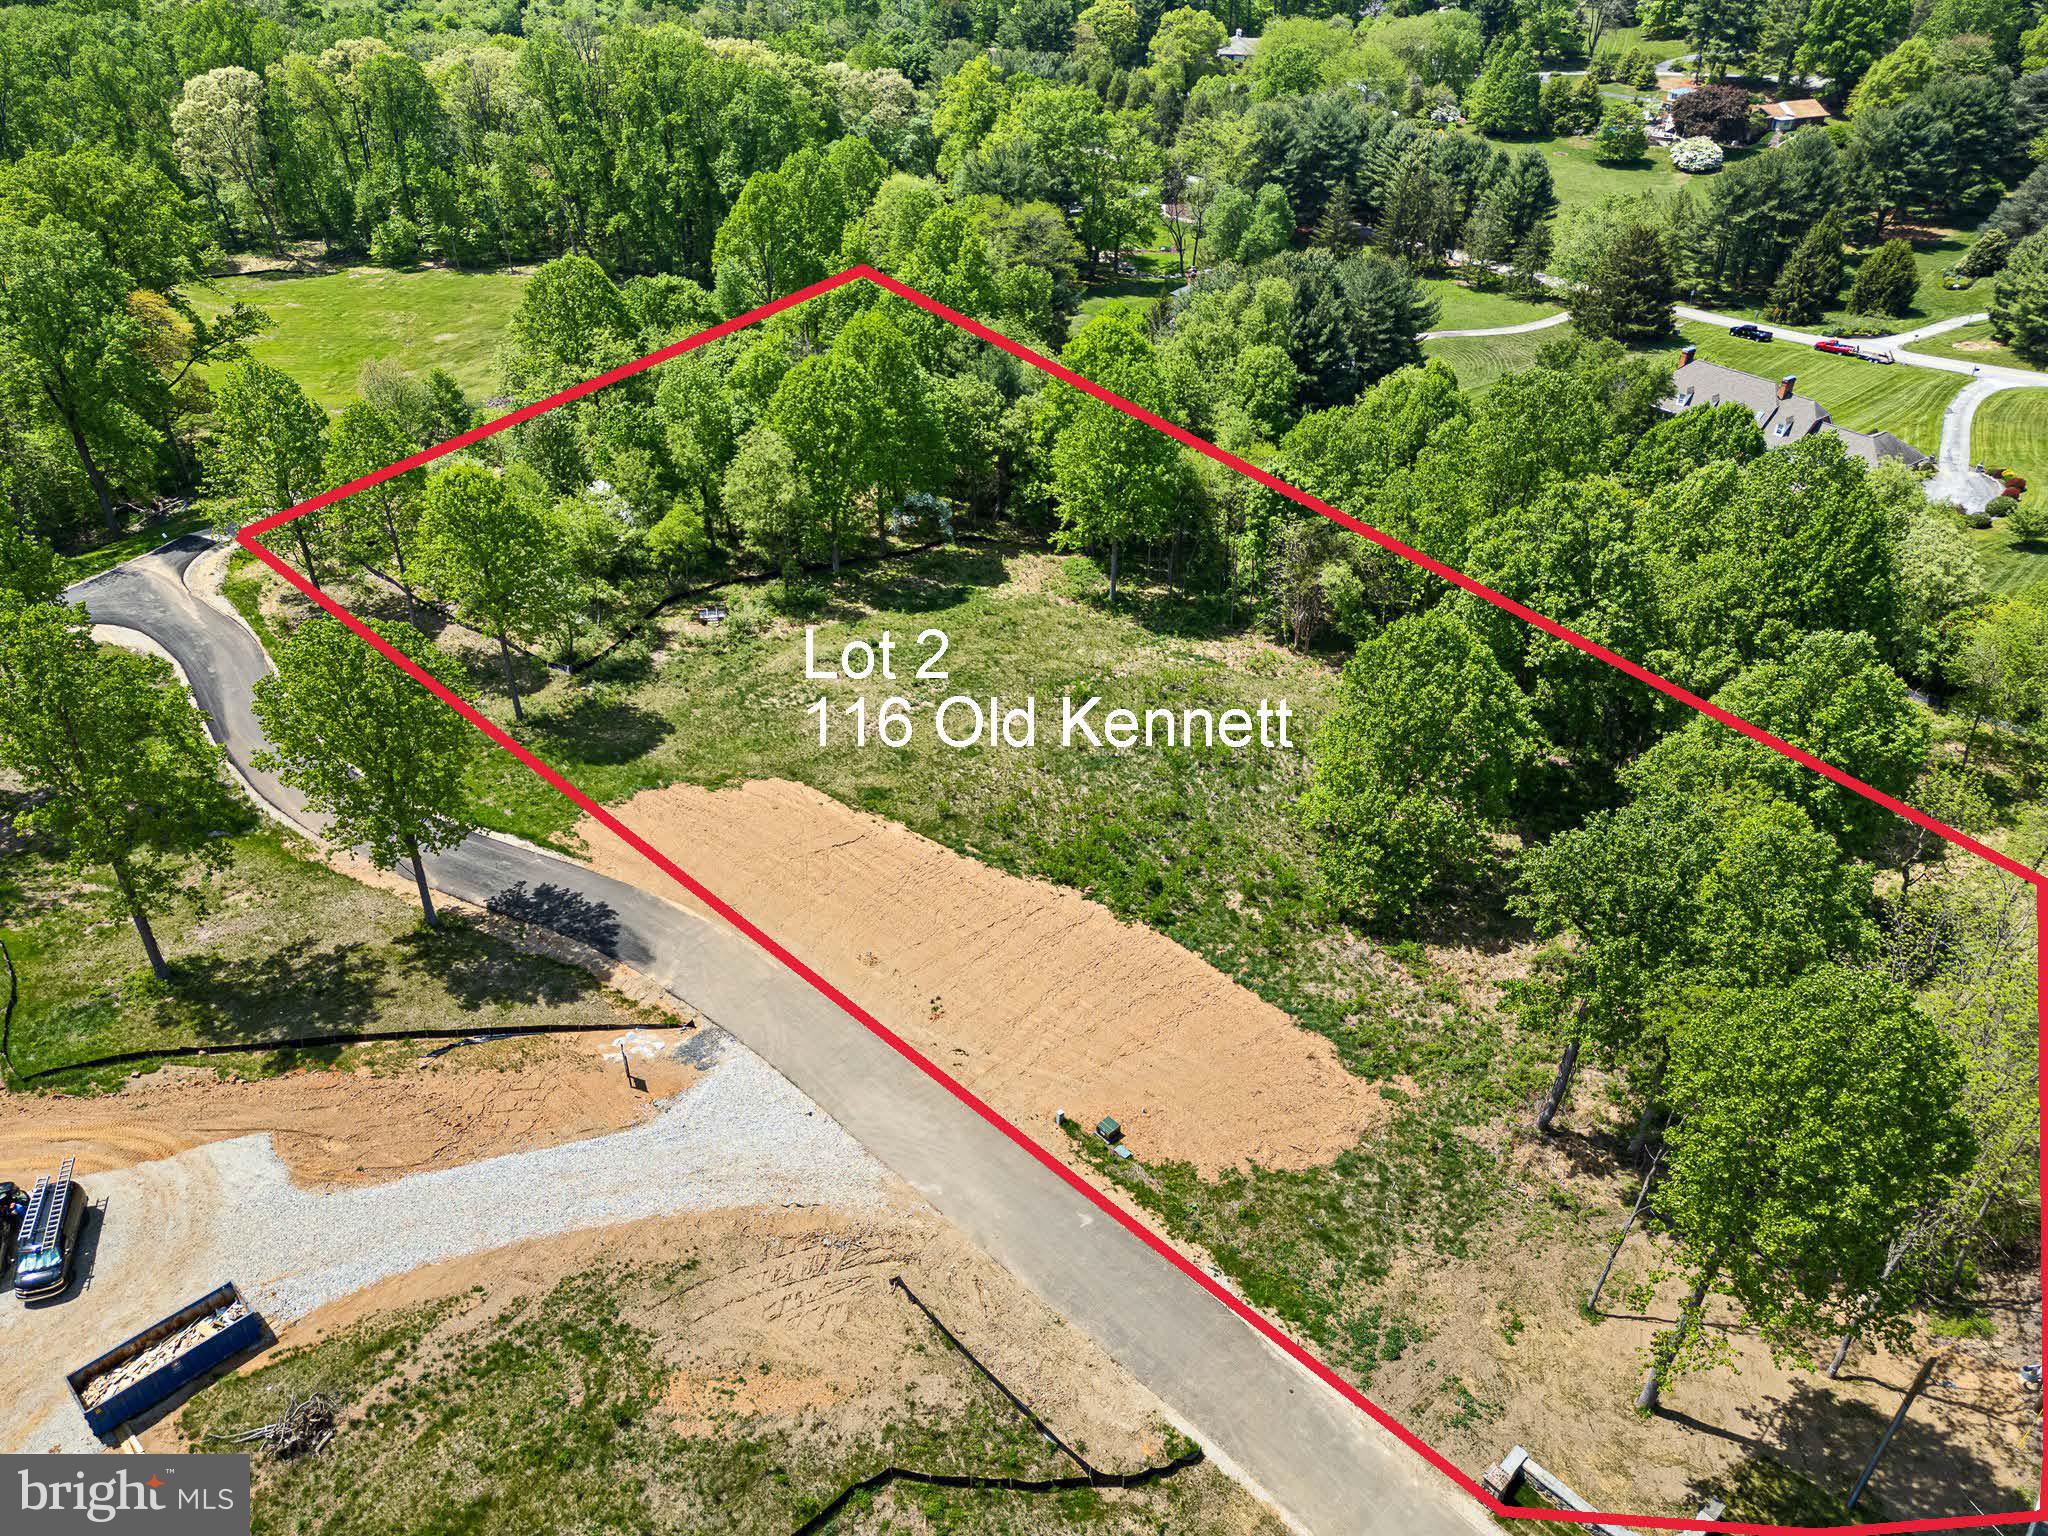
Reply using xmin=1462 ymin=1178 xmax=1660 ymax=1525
xmin=5 ymin=1035 xmax=889 ymax=1451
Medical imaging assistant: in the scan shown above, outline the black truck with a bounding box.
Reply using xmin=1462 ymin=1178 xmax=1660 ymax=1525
xmin=14 ymin=1157 xmax=86 ymax=1300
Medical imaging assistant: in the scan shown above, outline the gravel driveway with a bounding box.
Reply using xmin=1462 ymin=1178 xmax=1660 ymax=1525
xmin=1 ymin=1032 xmax=887 ymax=1453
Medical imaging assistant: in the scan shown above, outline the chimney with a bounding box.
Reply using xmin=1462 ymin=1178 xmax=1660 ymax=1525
xmin=1778 ymin=374 xmax=1796 ymax=400
xmin=1679 ymin=345 xmax=1696 ymax=366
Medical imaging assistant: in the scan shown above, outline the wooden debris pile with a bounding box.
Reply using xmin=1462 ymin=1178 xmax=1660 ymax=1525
xmin=79 ymin=1300 xmax=254 ymax=1410
xmin=211 ymin=1394 xmax=339 ymax=1461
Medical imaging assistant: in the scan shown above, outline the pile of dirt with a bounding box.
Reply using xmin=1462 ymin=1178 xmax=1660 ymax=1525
xmin=575 ymin=779 xmax=1389 ymax=1176
xmin=0 ymin=1030 xmax=695 ymax=1189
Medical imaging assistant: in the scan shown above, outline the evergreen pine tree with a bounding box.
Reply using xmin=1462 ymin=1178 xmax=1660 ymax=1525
xmin=1845 ymin=237 xmax=1920 ymax=317
xmin=1992 ymin=230 xmax=2048 ymax=364
xmin=1574 ymin=222 xmax=1675 ymax=342
xmin=1768 ymin=217 xmax=1846 ymax=323
xmin=1314 ymin=183 xmax=1360 ymax=251
xmin=1464 ymin=40 xmax=1543 ymax=135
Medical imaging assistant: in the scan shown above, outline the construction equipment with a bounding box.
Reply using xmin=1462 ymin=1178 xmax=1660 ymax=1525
xmin=14 ymin=1156 xmax=84 ymax=1300
xmin=68 ymin=1284 xmax=267 ymax=1438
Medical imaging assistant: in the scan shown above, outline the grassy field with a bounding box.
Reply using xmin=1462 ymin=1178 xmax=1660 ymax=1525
xmin=1421 ymin=278 xmax=1564 ymax=332
xmin=1490 ymin=131 xmax=1696 ymax=209
xmin=1073 ymin=244 xmax=1183 ymax=332
xmin=0 ymin=807 xmax=635 ymax=1089
xmin=1904 ymin=320 xmax=2040 ymax=373
xmin=1673 ymin=321 xmax=1966 ymax=453
xmin=191 ymin=266 xmax=527 ymax=409
xmin=177 ymin=1261 xmax=1265 ymax=1536
xmin=1424 ymin=323 xmax=1577 ymax=395
xmin=1967 ymin=388 xmax=2048 ymax=599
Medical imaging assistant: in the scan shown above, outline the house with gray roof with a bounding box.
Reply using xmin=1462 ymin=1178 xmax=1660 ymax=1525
xmin=1661 ymin=349 xmax=1930 ymax=470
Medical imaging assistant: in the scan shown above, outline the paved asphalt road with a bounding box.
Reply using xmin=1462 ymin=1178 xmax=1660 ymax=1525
xmin=66 ymin=536 xmax=1494 ymax=1536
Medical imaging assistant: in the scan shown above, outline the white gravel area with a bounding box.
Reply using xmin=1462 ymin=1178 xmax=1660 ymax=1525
xmin=3 ymin=1036 xmax=888 ymax=1452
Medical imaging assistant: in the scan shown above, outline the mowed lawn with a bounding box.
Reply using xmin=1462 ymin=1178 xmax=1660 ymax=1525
xmin=1904 ymin=320 xmax=2040 ymax=374
xmin=1674 ymin=321 xmax=1966 ymax=454
xmin=1423 ymin=323 xmax=1578 ymax=396
xmin=190 ymin=266 xmax=527 ymax=409
xmin=1968 ymin=387 xmax=2048 ymax=599
xmin=1421 ymin=278 xmax=1564 ymax=332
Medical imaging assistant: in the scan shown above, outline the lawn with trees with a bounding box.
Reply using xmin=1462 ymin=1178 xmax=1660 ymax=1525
xmin=0 ymin=0 xmax=2045 ymax=1520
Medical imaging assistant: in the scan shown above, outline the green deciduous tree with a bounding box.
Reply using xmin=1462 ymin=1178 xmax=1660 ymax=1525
xmin=1639 ymin=967 xmax=1973 ymax=1410
xmin=1591 ymin=102 xmax=1649 ymax=164
xmin=1046 ymin=309 xmax=1184 ymax=603
xmin=723 ymin=426 xmax=817 ymax=595
xmin=0 ymin=215 xmax=162 ymax=532
xmin=253 ymin=616 xmax=477 ymax=925
xmin=0 ymin=599 xmax=236 ymax=978
xmin=416 ymin=462 xmax=571 ymax=720
xmin=324 ymin=400 xmax=425 ymax=619
xmin=1626 ymin=628 xmax=1929 ymax=854
xmin=212 ymin=358 xmax=330 ymax=585
xmin=1297 ymin=605 xmax=1536 ymax=923
xmin=0 ymin=506 xmax=58 ymax=603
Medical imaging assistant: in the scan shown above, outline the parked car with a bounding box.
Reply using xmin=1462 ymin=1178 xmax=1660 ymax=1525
xmin=0 ymin=1180 xmax=19 ymax=1271
xmin=1729 ymin=323 xmax=1773 ymax=341
xmin=14 ymin=1159 xmax=85 ymax=1300
xmin=1815 ymin=337 xmax=1861 ymax=357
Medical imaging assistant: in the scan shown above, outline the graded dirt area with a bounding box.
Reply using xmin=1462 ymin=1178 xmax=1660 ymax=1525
xmin=0 ymin=1030 xmax=695 ymax=1188
xmin=145 ymin=1197 xmax=1286 ymax=1534
xmin=575 ymin=779 xmax=1389 ymax=1177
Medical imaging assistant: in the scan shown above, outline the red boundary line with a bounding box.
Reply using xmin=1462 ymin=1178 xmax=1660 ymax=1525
xmin=238 ymin=265 xmax=2046 ymax=1536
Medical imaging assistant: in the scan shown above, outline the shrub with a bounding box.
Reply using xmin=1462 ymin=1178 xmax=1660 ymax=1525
xmin=2009 ymin=498 xmax=2048 ymax=544
xmin=1959 ymin=227 xmax=2010 ymax=278
xmin=1830 ymin=313 xmax=1892 ymax=337
xmin=370 ymin=215 xmax=424 ymax=269
xmin=1969 ymin=511 xmax=1996 ymax=529
xmin=1624 ymin=48 xmax=1659 ymax=89
xmin=1592 ymin=103 xmax=1649 ymax=163
xmin=1669 ymin=136 xmax=1725 ymax=173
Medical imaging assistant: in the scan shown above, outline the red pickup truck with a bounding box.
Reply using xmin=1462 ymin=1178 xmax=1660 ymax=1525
xmin=1816 ymin=338 xmax=1897 ymax=364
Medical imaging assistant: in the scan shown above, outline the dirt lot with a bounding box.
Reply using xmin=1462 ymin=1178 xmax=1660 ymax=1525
xmin=576 ymin=779 xmax=1392 ymax=1176
xmin=154 ymin=1199 xmax=1287 ymax=1534
xmin=0 ymin=1030 xmax=694 ymax=1188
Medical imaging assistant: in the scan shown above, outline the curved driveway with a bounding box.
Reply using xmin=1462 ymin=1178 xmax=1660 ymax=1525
xmin=64 ymin=536 xmax=1492 ymax=1536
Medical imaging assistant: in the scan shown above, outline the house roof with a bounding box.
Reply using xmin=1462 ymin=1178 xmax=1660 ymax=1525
xmin=1217 ymin=29 xmax=1256 ymax=59
xmin=1665 ymin=359 xmax=1832 ymax=441
xmin=1662 ymin=359 xmax=1929 ymax=465
xmin=1831 ymin=427 xmax=1932 ymax=468
xmin=1762 ymin=98 xmax=1829 ymax=122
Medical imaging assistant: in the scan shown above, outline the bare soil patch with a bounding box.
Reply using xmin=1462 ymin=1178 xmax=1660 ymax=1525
xmin=149 ymin=1201 xmax=1287 ymax=1534
xmin=575 ymin=779 xmax=1389 ymax=1175
xmin=0 ymin=1031 xmax=695 ymax=1188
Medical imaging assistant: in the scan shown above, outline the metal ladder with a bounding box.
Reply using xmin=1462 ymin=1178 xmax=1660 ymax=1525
xmin=23 ymin=1156 xmax=72 ymax=1254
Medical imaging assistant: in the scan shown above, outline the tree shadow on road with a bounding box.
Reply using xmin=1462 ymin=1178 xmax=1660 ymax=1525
xmin=484 ymin=881 xmax=623 ymax=958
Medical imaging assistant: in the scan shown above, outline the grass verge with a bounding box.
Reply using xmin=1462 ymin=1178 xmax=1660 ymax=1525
xmin=0 ymin=803 xmax=633 ymax=1090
